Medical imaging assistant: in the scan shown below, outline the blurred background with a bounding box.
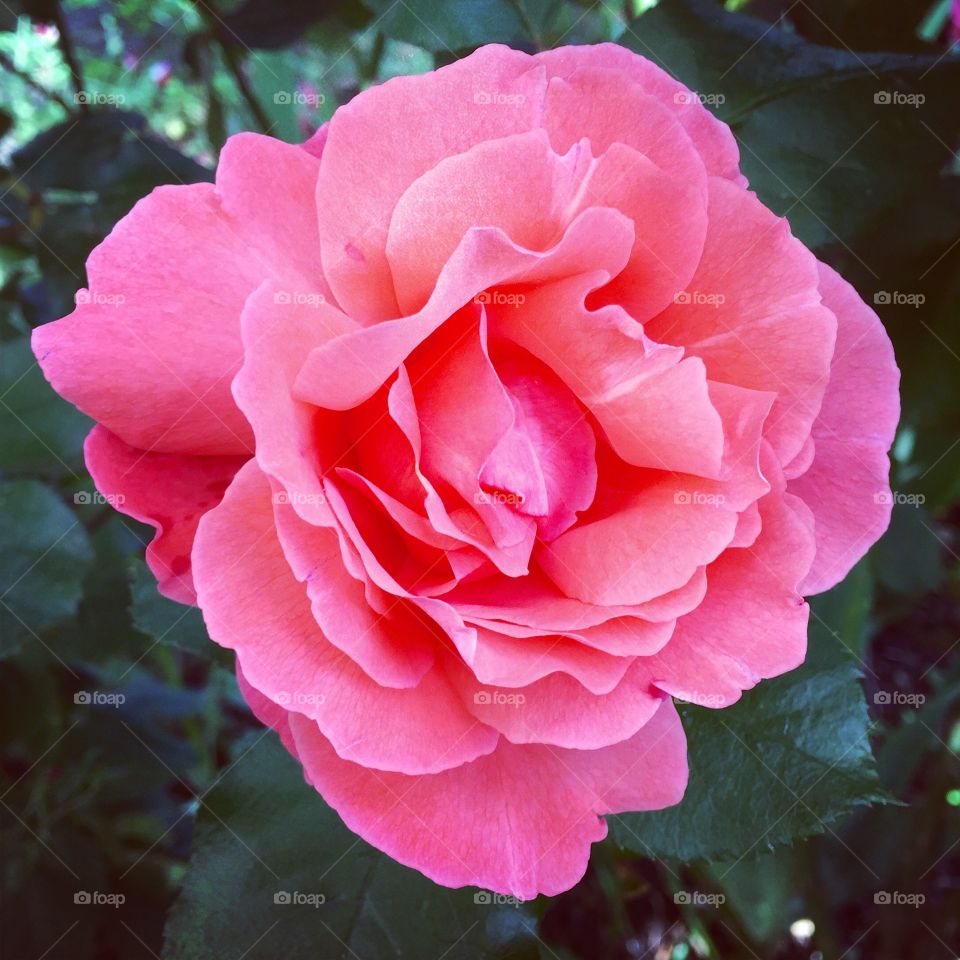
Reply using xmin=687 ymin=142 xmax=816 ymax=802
xmin=0 ymin=1 xmax=958 ymax=958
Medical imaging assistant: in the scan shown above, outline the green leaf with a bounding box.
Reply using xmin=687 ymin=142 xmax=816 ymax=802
xmin=162 ymin=735 xmax=542 ymax=960
xmin=129 ymin=558 xmax=231 ymax=665
xmin=623 ymin=0 xmax=960 ymax=248
xmin=0 ymin=335 xmax=91 ymax=478
xmin=360 ymin=0 xmax=563 ymax=51
xmin=610 ymin=577 xmax=887 ymax=862
xmin=0 ymin=480 xmax=93 ymax=657
xmin=54 ymin=514 xmax=145 ymax=669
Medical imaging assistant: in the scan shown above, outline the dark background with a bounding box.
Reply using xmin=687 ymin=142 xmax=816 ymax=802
xmin=0 ymin=1 xmax=958 ymax=958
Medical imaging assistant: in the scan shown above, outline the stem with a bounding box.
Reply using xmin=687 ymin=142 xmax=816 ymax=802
xmin=50 ymin=0 xmax=87 ymax=111
xmin=367 ymin=30 xmax=385 ymax=82
xmin=191 ymin=0 xmax=271 ymax=135
xmin=507 ymin=0 xmax=545 ymax=50
xmin=220 ymin=43 xmax=272 ymax=134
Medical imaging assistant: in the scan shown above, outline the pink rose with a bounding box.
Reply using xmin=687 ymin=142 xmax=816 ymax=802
xmin=33 ymin=43 xmax=899 ymax=897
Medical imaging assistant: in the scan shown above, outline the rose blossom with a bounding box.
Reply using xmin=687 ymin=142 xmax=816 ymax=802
xmin=33 ymin=43 xmax=899 ymax=897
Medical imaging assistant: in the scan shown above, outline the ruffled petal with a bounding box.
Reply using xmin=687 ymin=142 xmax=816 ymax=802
xmin=288 ymin=697 xmax=687 ymax=898
xmin=33 ymin=134 xmax=326 ymax=455
xmin=790 ymin=263 xmax=900 ymax=594
xmin=85 ymin=425 xmax=245 ymax=603
xmin=193 ymin=460 xmax=498 ymax=774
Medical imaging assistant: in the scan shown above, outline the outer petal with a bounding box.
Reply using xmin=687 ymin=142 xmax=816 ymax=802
xmin=541 ymin=65 xmax=707 ymax=187
xmin=316 ymin=44 xmax=547 ymax=321
xmin=790 ymin=263 xmax=900 ymax=594
xmin=32 ymin=134 xmax=325 ymax=455
xmin=288 ymin=697 xmax=687 ymax=898
xmin=462 ymin=624 xmax=633 ymax=694
xmin=386 ymin=131 xmax=707 ymax=320
xmin=273 ymin=501 xmax=436 ymax=689
xmin=232 ymin=279 xmax=355 ymax=526
xmin=85 ymin=425 xmax=245 ymax=603
xmin=534 ymin=43 xmax=743 ymax=183
xmin=193 ymin=460 xmax=498 ymax=775
xmin=641 ymin=482 xmax=816 ymax=708
xmin=453 ymin=658 xmax=667 ymax=750
xmin=447 ymin=568 xmax=708 ymax=630
xmin=646 ymin=176 xmax=836 ymax=465
xmin=236 ymin=663 xmax=300 ymax=759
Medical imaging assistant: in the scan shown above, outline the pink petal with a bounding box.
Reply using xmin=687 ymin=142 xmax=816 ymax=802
xmin=535 ymin=43 xmax=743 ymax=182
xmin=316 ymin=44 xmax=548 ymax=321
xmin=236 ymin=663 xmax=300 ymax=759
xmin=495 ymin=272 xmax=727 ymax=476
xmin=447 ymin=568 xmax=707 ymax=630
xmin=642 ymin=486 xmax=816 ymax=707
xmin=387 ymin=132 xmax=706 ymax=320
xmin=408 ymin=311 xmax=530 ymax=553
xmin=232 ymin=280 xmax=355 ymax=526
xmin=463 ymin=624 xmax=634 ymax=694
xmin=193 ymin=460 xmax=497 ymax=774
xmin=482 ymin=345 xmax=597 ymax=540
xmin=272 ymin=499 xmax=436 ymax=688
xmin=32 ymin=133 xmax=326 ymax=455
xmin=85 ymin=425 xmax=245 ymax=603
xmin=288 ymin=696 xmax=687 ymax=898
xmin=539 ymin=476 xmax=739 ymax=605
xmin=387 ymin=367 xmax=533 ymax=577
xmin=452 ymin=657 xmax=667 ymax=749
xmin=790 ymin=263 xmax=900 ymax=594
xmin=542 ymin=66 xmax=707 ymax=188
xmin=296 ymin=206 xmax=632 ymax=412
xmin=646 ymin=176 xmax=836 ymax=465
xmin=575 ymin=141 xmax=708 ymax=320
xmin=462 ymin=615 xmax=674 ymax=657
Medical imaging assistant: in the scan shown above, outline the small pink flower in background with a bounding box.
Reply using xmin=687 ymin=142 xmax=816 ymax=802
xmin=951 ymin=0 xmax=960 ymax=43
xmin=148 ymin=60 xmax=173 ymax=88
xmin=32 ymin=43 xmax=899 ymax=898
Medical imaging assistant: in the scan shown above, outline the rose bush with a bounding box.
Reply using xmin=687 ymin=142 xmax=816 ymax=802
xmin=32 ymin=43 xmax=899 ymax=897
